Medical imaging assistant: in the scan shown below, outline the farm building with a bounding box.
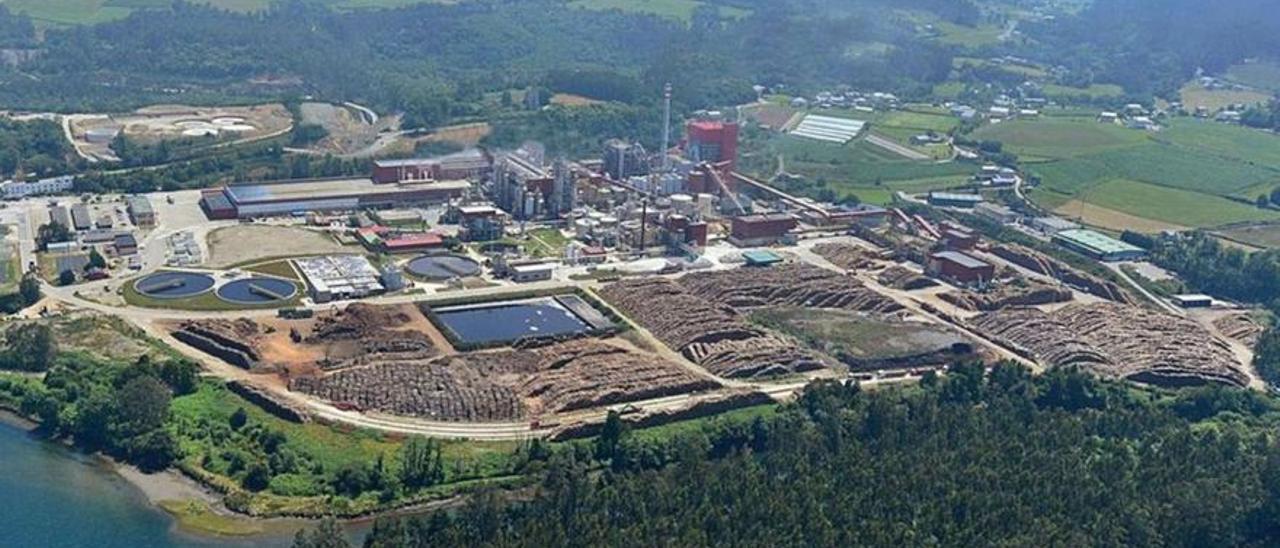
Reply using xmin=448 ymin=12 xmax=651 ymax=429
xmin=927 ymin=192 xmax=983 ymax=209
xmin=975 ymin=202 xmax=1018 ymax=224
xmin=927 ymin=251 xmax=994 ymax=286
xmin=1031 ymin=216 xmax=1080 ymax=235
xmin=1052 ymin=229 xmax=1145 ymax=261
xmin=200 ymin=177 xmax=468 ymax=219
xmin=1172 ymin=294 xmax=1213 ymax=309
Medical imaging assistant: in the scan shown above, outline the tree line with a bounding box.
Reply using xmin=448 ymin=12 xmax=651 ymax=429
xmin=295 ymin=363 xmax=1280 ymax=547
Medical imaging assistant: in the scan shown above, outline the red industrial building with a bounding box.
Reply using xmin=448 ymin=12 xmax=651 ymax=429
xmin=928 ymin=251 xmax=994 ymax=285
xmin=729 ymin=213 xmax=797 ymax=246
xmin=686 ymin=120 xmax=739 ymax=170
xmin=941 ymin=228 xmax=978 ymax=250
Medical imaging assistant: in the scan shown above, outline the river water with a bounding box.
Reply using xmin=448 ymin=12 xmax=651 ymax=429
xmin=0 ymin=420 xmax=359 ymax=547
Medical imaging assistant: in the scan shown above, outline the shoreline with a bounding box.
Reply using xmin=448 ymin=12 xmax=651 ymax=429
xmin=1 ymin=402 xmax=477 ymax=539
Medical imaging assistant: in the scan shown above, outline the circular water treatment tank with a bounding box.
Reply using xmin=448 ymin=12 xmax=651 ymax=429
xmin=135 ymin=272 xmax=216 ymax=299
xmin=211 ymin=116 xmax=247 ymax=126
xmin=216 ymin=277 xmax=298 ymax=304
xmin=406 ymin=254 xmax=481 ymax=281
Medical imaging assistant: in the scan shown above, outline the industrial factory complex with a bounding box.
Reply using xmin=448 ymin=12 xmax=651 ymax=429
xmin=4 ymin=85 xmax=1254 ymax=453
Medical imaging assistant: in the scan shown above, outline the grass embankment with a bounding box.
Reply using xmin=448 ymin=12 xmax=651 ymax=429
xmin=157 ymin=500 xmax=266 ymax=537
xmin=243 ymin=259 xmax=301 ymax=281
xmin=121 ymin=271 xmax=304 ymax=311
xmin=170 ymin=381 xmax=526 ymax=518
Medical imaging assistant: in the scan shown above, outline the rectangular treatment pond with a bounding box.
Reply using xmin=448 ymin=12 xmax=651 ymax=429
xmin=430 ymin=295 xmax=610 ymax=346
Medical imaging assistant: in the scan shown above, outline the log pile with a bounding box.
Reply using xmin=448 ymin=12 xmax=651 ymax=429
xmin=291 ymin=361 xmax=526 ymax=421
xmin=990 ymin=244 xmax=1133 ymax=304
xmin=171 ymin=319 xmax=262 ymax=369
xmin=679 ymin=264 xmax=904 ymax=314
xmin=970 ymin=303 xmax=1250 ymax=387
xmin=811 ymin=242 xmax=878 ymax=271
xmin=939 ymin=278 xmax=1072 ymax=311
xmin=289 ymin=339 xmax=718 ymax=421
xmin=516 ymin=340 xmax=719 ymax=413
xmin=877 ymin=265 xmax=939 ymax=290
xmin=599 ymin=277 xmax=826 ymax=378
xmin=1213 ymin=313 xmax=1265 ymax=347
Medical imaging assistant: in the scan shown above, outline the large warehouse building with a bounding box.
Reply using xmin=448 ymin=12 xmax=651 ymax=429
xmin=200 ymin=177 xmax=469 ymax=219
xmin=1052 ymin=229 xmax=1145 ymax=262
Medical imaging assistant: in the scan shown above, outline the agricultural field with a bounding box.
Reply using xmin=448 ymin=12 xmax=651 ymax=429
xmin=567 ymin=0 xmax=749 ymax=23
xmin=1213 ymin=222 xmax=1280 ymax=249
xmin=972 ymin=117 xmax=1147 ymax=160
xmin=1 ymin=0 xmax=456 ymax=25
xmin=953 ymin=56 xmax=1049 ymax=78
xmin=1039 ymin=83 xmax=1126 ymax=100
xmin=1072 ymin=179 xmax=1279 ymax=228
xmin=989 ymin=115 xmax=1280 ymax=230
xmin=771 ymin=134 xmax=976 ymax=204
xmin=1225 ymin=60 xmax=1280 ymax=92
xmin=1178 ymin=82 xmax=1272 ymax=113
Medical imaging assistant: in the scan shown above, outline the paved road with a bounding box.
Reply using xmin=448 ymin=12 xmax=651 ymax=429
xmin=1106 ymin=262 xmax=1183 ymax=315
xmin=865 ymin=133 xmax=931 ymax=161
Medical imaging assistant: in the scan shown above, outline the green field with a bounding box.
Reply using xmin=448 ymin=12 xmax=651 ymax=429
xmin=972 ymin=118 xmax=1147 ymax=159
xmin=983 ymin=115 xmax=1280 ymax=228
xmin=770 ymin=134 xmax=975 ymax=204
xmin=879 ymin=110 xmax=959 ymax=133
xmin=567 ymin=0 xmax=749 ymax=23
xmin=1 ymin=0 xmax=457 ymax=25
xmin=1225 ymin=60 xmax=1280 ymax=92
xmin=1040 ymin=83 xmax=1126 ymax=100
xmin=1076 ymin=179 xmax=1280 ymax=227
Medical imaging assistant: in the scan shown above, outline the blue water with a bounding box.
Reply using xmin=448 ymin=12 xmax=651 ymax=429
xmin=0 ymin=420 xmax=368 ymax=548
xmin=435 ymin=299 xmax=590 ymax=345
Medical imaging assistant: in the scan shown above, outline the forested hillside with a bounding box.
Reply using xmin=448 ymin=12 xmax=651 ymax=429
xmin=1019 ymin=0 xmax=1280 ymax=96
xmin=294 ymin=364 xmax=1280 ymax=547
xmin=0 ymin=0 xmax=954 ymax=119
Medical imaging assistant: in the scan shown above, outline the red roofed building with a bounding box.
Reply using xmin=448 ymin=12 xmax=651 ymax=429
xmin=383 ymin=232 xmax=445 ymax=253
